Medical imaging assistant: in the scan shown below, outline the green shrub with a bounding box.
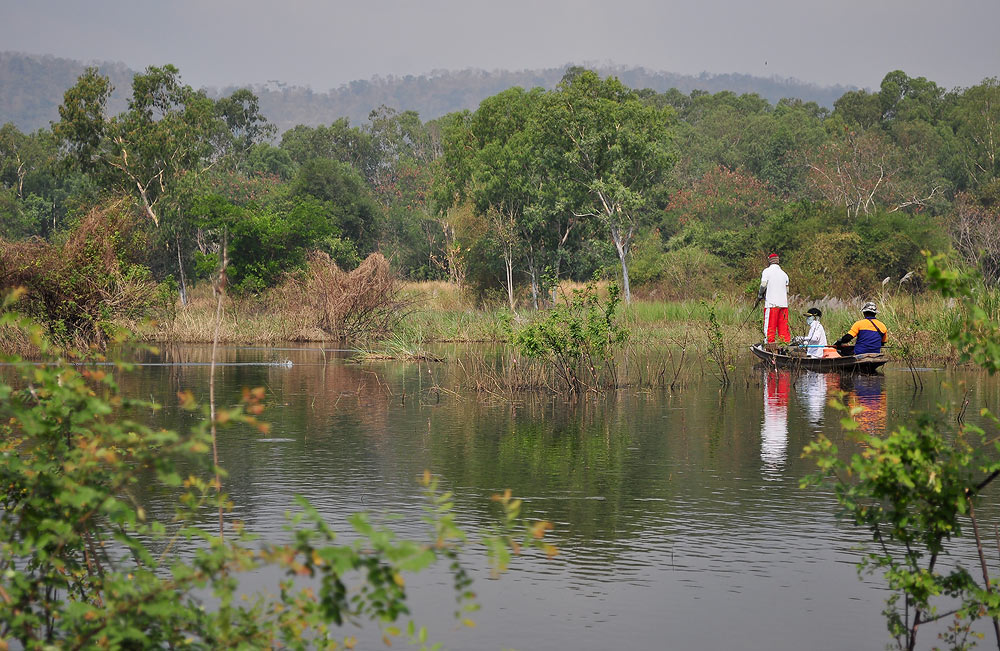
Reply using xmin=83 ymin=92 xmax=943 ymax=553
xmin=634 ymin=246 xmax=731 ymax=300
xmin=193 ymin=195 xmax=342 ymax=294
xmin=512 ymin=282 xmax=629 ymax=394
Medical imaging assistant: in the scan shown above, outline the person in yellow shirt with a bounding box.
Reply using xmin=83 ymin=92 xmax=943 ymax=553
xmin=834 ymin=302 xmax=888 ymax=355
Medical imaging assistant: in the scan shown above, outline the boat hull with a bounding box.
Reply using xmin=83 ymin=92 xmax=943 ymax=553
xmin=750 ymin=344 xmax=888 ymax=373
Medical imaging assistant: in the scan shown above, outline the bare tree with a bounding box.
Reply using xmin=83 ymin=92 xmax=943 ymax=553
xmin=805 ymin=130 xmax=905 ymax=218
xmin=949 ymin=193 xmax=1000 ymax=285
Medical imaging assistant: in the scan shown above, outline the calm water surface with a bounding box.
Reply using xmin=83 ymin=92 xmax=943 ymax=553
xmin=110 ymin=344 xmax=1000 ymax=650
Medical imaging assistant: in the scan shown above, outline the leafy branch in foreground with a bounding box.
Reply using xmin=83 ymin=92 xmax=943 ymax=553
xmin=802 ymin=255 xmax=1000 ymax=651
xmin=0 ymin=303 xmax=556 ymax=649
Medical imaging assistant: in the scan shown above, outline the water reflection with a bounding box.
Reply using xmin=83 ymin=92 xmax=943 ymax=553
xmin=761 ymin=370 xmax=790 ymax=474
xmin=29 ymin=344 xmax=995 ymax=651
xmin=834 ymin=373 xmax=888 ymax=434
xmin=762 ymin=370 xmax=888 ymax=477
xmin=795 ymin=371 xmax=828 ymax=428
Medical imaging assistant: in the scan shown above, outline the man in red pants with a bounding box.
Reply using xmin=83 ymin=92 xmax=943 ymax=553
xmin=758 ymin=253 xmax=790 ymax=344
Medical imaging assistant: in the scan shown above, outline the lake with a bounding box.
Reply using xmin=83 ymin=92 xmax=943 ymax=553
xmin=113 ymin=343 xmax=999 ymax=650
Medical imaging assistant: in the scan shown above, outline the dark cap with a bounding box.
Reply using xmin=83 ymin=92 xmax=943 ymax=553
xmin=804 ymin=307 xmax=822 ymax=317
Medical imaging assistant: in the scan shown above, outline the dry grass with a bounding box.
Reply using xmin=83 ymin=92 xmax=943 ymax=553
xmin=147 ymin=253 xmax=411 ymax=343
xmin=279 ymin=252 xmax=410 ymax=340
xmin=400 ymin=281 xmax=468 ymax=312
xmin=141 ymin=265 xmax=968 ymax=365
xmin=0 ymin=322 xmax=39 ymax=358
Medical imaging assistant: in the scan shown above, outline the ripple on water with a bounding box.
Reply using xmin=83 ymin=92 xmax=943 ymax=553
xmin=112 ymin=349 xmax=1000 ymax=651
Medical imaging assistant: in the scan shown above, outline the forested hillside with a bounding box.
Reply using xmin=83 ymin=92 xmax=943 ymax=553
xmin=2 ymin=51 xmax=852 ymax=133
xmin=233 ymin=66 xmax=853 ymax=134
xmin=0 ymin=53 xmax=134 ymax=131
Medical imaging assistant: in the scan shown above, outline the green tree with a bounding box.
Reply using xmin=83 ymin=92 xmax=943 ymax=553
xmin=54 ymin=65 xmax=225 ymax=228
xmin=214 ymin=87 xmax=277 ymax=172
xmin=429 ymin=111 xmax=477 ymax=288
xmin=245 ymin=142 xmax=296 ymax=180
xmin=290 ymin=158 xmax=382 ymax=256
xmin=368 ymin=106 xmax=436 ymax=200
xmin=743 ymin=99 xmax=827 ymax=195
xmin=0 ymin=123 xmax=47 ymax=200
xmin=280 ymin=118 xmax=376 ymax=180
xmin=541 ymin=70 xmax=677 ymax=303
xmin=833 ymin=89 xmax=882 ymax=130
xmin=192 ymin=195 xmax=339 ymax=293
xmin=949 ymin=78 xmax=1000 ymax=193
xmin=0 ymin=124 xmax=69 ymax=238
xmin=878 ymin=70 xmax=946 ymax=124
xmin=468 ymin=87 xmax=546 ymax=309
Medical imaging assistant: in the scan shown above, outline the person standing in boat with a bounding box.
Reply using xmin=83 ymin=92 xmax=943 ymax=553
xmin=758 ymin=253 xmax=790 ymax=344
xmin=834 ymin=301 xmax=888 ymax=355
xmin=792 ymin=307 xmax=827 ymax=358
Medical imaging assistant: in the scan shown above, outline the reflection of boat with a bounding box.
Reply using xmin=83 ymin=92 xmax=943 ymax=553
xmin=834 ymin=373 xmax=888 ymax=434
xmin=750 ymin=343 xmax=888 ymax=373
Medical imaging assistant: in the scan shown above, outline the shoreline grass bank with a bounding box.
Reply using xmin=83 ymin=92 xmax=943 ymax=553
xmin=129 ymin=280 xmax=964 ymax=364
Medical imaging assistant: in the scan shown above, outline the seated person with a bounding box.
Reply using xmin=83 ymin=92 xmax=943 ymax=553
xmin=792 ymin=307 xmax=827 ymax=358
xmin=834 ymin=302 xmax=888 ymax=355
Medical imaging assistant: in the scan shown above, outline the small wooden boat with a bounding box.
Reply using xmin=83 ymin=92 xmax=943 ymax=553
xmin=750 ymin=343 xmax=888 ymax=373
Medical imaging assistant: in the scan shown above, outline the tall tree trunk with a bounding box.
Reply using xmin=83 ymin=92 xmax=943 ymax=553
xmin=610 ymin=223 xmax=633 ymax=304
xmin=135 ymin=180 xmax=160 ymax=227
xmin=527 ymin=247 xmax=540 ymax=310
xmin=504 ymin=249 xmax=515 ymax=312
xmin=175 ymin=231 xmax=188 ymax=307
xmin=16 ymin=162 xmax=25 ymax=200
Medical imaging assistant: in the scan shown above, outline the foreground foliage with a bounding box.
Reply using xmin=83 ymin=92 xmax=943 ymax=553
xmin=0 ymin=304 xmax=555 ymax=649
xmin=803 ymin=255 xmax=1000 ymax=651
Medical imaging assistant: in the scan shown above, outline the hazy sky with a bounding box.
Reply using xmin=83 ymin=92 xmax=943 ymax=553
xmin=2 ymin=0 xmax=998 ymax=91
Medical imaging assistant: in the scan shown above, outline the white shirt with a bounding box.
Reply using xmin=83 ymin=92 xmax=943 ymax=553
xmin=804 ymin=320 xmax=827 ymax=358
xmin=760 ymin=264 xmax=789 ymax=308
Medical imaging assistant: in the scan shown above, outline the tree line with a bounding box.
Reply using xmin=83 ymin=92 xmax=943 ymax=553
xmin=1 ymin=64 xmax=999 ymax=308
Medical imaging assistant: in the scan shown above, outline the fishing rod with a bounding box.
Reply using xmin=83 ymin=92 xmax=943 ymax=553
xmin=793 ymin=344 xmax=896 ymax=348
xmin=738 ymin=296 xmax=763 ymax=330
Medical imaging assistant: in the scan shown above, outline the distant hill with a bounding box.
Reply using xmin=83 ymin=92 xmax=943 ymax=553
xmin=2 ymin=51 xmax=856 ymax=134
xmin=0 ymin=52 xmax=134 ymax=132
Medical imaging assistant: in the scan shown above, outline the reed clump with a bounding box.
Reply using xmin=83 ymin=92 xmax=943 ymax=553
xmin=457 ymin=350 xmax=561 ymax=400
xmin=351 ymin=333 xmax=444 ymax=362
xmin=456 ymin=339 xmax=706 ymax=399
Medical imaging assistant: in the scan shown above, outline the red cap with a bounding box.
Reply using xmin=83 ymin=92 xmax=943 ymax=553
xmin=768 ymin=253 xmax=779 ymax=259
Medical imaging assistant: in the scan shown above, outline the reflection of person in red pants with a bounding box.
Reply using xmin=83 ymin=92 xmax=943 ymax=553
xmin=758 ymin=253 xmax=790 ymax=343
xmin=762 ymin=369 xmax=791 ymax=472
